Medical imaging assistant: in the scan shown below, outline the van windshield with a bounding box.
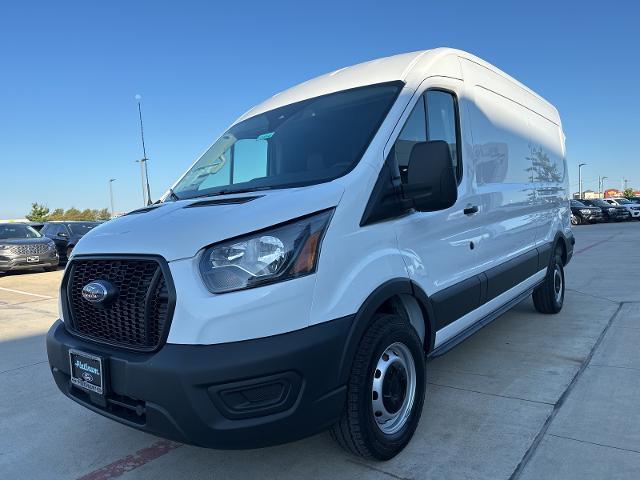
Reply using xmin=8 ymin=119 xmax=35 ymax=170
xmin=172 ymin=82 xmax=402 ymax=200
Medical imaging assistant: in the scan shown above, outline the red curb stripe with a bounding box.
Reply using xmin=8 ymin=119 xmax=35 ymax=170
xmin=573 ymin=235 xmax=615 ymax=256
xmin=77 ymin=440 xmax=182 ymax=480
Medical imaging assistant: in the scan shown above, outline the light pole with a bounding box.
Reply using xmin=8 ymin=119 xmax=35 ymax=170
xmin=109 ymin=178 xmax=116 ymax=217
xmin=135 ymin=94 xmax=152 ymax=206
xmin=578 ymin=163 xmax=587 ymax=199
xmin=136 ymin=158 xmax=147 ymax=205
xmin=599 ymin=176 xmax=608 ymax=198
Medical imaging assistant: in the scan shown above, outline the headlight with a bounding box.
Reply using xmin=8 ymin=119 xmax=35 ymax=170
xmin=199 ymin=210 xmax=333 ymax=293
xmin=579 ymin=209 xmax=591 ymax=215
xmin=0 ymin=244 xmax=9 ymax=251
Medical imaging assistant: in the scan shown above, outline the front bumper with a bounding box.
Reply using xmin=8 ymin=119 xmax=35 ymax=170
xmin=580 ymin=211 xmax=603 ymax=222
xmin=46 ymin=316 xmax=352 ymax=449
xmin=0 ymin=252 xmax=59 ymax=271
xmin=606 ymin=210 xmax=630 ymax=220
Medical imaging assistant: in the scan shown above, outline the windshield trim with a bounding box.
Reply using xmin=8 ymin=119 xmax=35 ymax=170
xmin=170 ymin=81 xmax=405 ymax=201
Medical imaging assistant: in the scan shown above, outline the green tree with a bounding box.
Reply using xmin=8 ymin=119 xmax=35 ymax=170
xmin=63 ymin=207 xmax=82 ymax=221
xmin=96 ymin=208 xmax=111 ymax=221
xmin=79 ymin=209 xmax=96 ymax=221
xmin=48 ymin=208 xmax=65 ymax=220
xmin=25 ymin=203 xmax=50 ymax=222
xmin=623 ymin=188 xmax=635 ymax=199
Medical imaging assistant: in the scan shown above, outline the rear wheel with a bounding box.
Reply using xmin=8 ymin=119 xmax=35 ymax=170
xmin=330 ymin=313 xmax=426 ymax=460
xmin=533 ymin=247 xmax=565 ymax=314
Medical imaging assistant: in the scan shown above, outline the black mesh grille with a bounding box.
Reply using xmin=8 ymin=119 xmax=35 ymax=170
xmin=11 ymin=243 xmax=50 ymax=255
xmin=66 ymin=258 xmax=172 ymax=350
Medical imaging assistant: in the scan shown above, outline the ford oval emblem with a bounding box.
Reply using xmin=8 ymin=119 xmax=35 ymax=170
xmin=81 ymin=280 xmax=116 ymax=305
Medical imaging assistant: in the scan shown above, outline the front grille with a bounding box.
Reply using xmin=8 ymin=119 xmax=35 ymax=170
xmin=10 ymin=243 xmax=50 ymax=255
xmin=65 ymin=258 xmax=173 ymax=351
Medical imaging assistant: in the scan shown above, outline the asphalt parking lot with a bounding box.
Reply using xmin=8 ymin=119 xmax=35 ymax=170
xmin=1 ymin=221 xmax=639 ymax=480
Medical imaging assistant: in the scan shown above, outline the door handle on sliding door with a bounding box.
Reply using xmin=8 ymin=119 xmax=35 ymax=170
xmin=464 ymin=205 xmax=479 ymax=215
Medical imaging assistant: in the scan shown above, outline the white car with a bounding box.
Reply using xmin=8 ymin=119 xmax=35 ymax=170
xmin=46 ymin=48 xmax=573 ymax=460
xmin=605 ymin=198 xmax=640 ymax=219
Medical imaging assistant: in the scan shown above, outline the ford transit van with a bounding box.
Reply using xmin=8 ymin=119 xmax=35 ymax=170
xmin=47 ymin=48 xmax=573 ymax=460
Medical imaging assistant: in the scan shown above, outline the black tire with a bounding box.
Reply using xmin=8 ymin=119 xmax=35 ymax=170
xmin=570 ymin=214 xmax=580 ymax=226
xmin=532 ymin=247 xmax=565 ymax=314
xmin=330 ymin=313 xmax=426 ymax=460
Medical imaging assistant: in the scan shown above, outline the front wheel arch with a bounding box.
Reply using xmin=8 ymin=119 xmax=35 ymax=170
xmin=336 ymin=279 xmax=435 ymax=387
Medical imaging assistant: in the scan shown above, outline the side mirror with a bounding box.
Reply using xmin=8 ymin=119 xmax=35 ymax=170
xmin=404 ymin=140 xmax=458 ymax=212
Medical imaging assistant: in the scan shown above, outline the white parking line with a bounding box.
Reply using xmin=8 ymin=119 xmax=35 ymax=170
xmin=0 ymin=287 xmax=53 ymax=299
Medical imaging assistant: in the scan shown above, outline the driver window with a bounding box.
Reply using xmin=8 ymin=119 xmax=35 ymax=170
xmin=393 ymin=97 xmax=426 ymax=184
xmin=390 ymin=90 xmax=461 ymax=185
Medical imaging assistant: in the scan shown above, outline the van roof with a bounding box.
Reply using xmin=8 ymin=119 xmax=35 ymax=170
xmin=236 ymin=48 xmax=559 ymax=125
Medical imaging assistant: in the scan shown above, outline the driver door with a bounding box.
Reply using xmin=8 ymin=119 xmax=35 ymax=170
xmin=393 ymin=78 xmax=486 ymax=341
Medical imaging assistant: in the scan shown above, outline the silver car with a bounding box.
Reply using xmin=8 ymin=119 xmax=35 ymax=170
xmin=0 ymin=223 xmax=59 ymax=273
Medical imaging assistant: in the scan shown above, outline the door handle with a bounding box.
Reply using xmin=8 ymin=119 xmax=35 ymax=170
xmin=464 ymin=205 xmax=479 ymax=215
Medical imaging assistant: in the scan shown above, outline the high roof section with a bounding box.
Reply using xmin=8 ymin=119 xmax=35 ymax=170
xmin=234 ymin=50 xmax=433 ymax=123
xmin=235 ymin=47 xmax=558 ymax=126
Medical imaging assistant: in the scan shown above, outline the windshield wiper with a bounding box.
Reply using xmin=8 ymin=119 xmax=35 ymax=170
xmin=157 ymin=187 xmax=181 ymax=203
xmin=192 ymin=185 xmax=273 ymax=199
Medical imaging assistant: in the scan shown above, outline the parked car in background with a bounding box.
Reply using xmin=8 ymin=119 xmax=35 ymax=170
xmin=582 ymin=199 xmax=630 ymax=221
xmin=40 ymin=221 xmax=102 ymax=262
xmin=604 ymin=198 xmax=640 ymax=220
xmin=570 ymin=200 xmax=602 ymax=225
xmin=25 ymin=222 xmax=45 ymax=232
xmin=0 ymin=223 xmax=59 ymax=273
xmin=628 ymin=197 xmax=640 ymax=204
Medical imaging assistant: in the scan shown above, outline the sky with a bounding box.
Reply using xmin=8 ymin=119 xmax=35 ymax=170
xmin=1 ymin=0 xmax=639 ymax=218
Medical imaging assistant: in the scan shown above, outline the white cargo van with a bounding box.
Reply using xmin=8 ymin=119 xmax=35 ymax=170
xmin=47 ymin=48 xmax=573 ymax=460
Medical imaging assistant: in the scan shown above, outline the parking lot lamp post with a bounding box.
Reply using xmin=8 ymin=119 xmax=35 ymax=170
xmin=109 ymin=178 xmax=116 ymax=217
xmin=135 ymin=94 xmax=152 ymax=206
xmin=600 ymin=176 xmax=608 ymax=198
xmin=578 ymin=163 xmax=587 ymax=199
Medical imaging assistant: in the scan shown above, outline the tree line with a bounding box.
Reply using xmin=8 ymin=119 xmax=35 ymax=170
xmin=25 ymin=203 xmax=111 ymax=222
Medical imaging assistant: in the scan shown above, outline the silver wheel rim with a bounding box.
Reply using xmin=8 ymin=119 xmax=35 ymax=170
xmin=553 ymin=265 xmax=563 ymax=304
xmin=571 ymin=215 xmax=578 ymax=225
xmin=371 ymin=342 xmax=416 ymax=435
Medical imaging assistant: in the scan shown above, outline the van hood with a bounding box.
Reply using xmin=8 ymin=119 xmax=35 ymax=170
xmin=74 ymin=184 xmax=345 ymax=261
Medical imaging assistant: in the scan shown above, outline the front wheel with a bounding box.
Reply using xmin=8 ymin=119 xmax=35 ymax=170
xmin=570 ymin=214 xmax=580 ymax=226
xmin=330 ymin=313 xmax=426 ymax=460
xmin=532 ymin=248 xmax=565 ymax=314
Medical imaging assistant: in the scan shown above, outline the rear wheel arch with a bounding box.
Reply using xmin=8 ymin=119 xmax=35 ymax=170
xmin=552 ymin=232 xmax=569 ymax=266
